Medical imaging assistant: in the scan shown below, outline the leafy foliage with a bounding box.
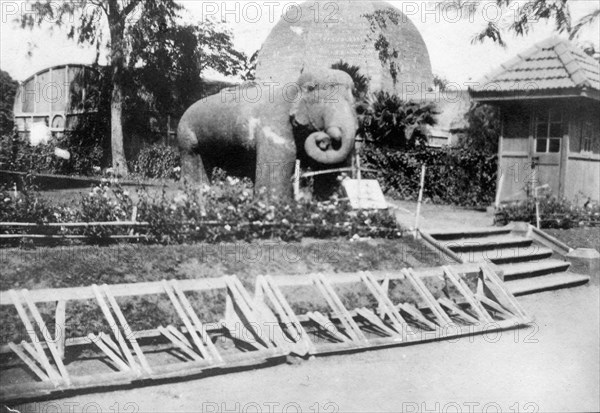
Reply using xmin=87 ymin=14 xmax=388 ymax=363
xmin=440 ymin=0 xmax=598 ymax=44
xmin=359 ymin=91 xmax=437 ymax=149
xmin=0 ymin=173 xmax=402 ymax=245
xmin=458 ymin=103 xmax=501 ymax=154
xmin=496 ymin=196 xmax=600 ymax=228
xmin=362 ymin=9 xmax=404 ymax=85
xmin=0 ymin=129 xmax=105 ymax=176
xmin=331 ymin=60 xmax=371 ymax=99
xmin=0 ymin=70 xmax=19 ymax=134
xmin=132 ymin=144 xmax=180 ymax=180
xmin=361 ymin=144 xmax=498 ymax=207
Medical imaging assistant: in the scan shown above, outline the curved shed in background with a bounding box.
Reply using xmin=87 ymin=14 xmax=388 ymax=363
xmin=13 ymin=64 xmax=102 ymax=139
xmin=255 ymin=0 xmax=433 ymax=96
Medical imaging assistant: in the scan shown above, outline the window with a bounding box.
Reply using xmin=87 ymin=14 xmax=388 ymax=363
xmin=581 ymin=121 xmax=593 ymax=153
xmin=534 ymin=108 xmax=562 ymax=153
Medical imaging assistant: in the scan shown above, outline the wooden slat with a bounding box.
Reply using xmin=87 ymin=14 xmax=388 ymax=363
xmin=102 ymin=285 xmax=152 ymax=375
xmin=310 ymin=277 xmax=357 ymax=342
xmin=89 ymin=334 xmax=131 ymax=372
xmin=9 ymin=290 xmax=61 ymax=385
xmin=397 ymin=303 xmax=437 ymax=330
xmin=355 ymin=308 xmax=397 ymax=337
xmin=91 ymin=285 xmax=138 ymax=374
xmin=314 ymin=274 xmax=367 ymax=342
xmin=262 ymin=276 xmax=315 ymax=354
xmin=402 ymin=269 xmax=453 ymax=326
xmin=54 ymin=300 xmax=66 ymax=360
xmin=158 ymin=326 xmax=202 ymax=362
xmin=162 ymin=280 xmax=211 ymax=361
xmin=442 ymin=267 xmax=493 ymax=324
xmin=438 ymin=298 xmax=480 ymax=324
xmin=480 ymin=263 xmax=528 ymax=318
xmin=360 ymin=271 xmax=409 ymax=338
xmin=224 ymin=277 xmax=271 ymax=350
xmin=8 ymin=342 xmax=50 ymax=382
xmin=476 ymin=295 xmax=514 ymax=319
xmin=170 ymin=280 xmax=223 ymax=363
xmin=307 ymin=312 xmax=349 ymax=343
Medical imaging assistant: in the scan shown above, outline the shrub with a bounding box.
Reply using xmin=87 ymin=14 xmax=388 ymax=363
xmin=0 ymin=130 xmax=104 ymax=176
xmin=360 ymin=144 xmax=497 ymax=207
xmin=359 ymin=91 xmax=437 ymax=149
xmin=133 ymin=144 xmax=181 ymax=180
xmin=0 ymin=172 xmax=402 ymax=246
xmin=496 ymin=196 xmax=600 ymax=228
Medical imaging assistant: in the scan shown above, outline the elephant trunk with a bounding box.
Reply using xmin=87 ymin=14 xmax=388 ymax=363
xmin=304 ymin=126 xmax=354 ymax=165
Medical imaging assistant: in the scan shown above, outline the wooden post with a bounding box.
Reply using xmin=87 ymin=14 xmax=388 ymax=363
xmin=535 ymin=187 xmax=541 ymax=229
xmin=356 ymin=154 xmax=362 ymax=206
xmin=293 ymin=160 xmax=301 ymax=202
xmin=129 ymin=206 xmax=138 ymax=236
xmin=495 ymin=172 xmax=505 ymax=209
xmin=414 ymin=165 xmax=426 ymax=238
xmin=55 ymin=300 xmax=66 ymax=360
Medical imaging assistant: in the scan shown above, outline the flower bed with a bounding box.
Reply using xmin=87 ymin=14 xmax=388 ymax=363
xmin=1 ymin=173 xmax=402 ymax=245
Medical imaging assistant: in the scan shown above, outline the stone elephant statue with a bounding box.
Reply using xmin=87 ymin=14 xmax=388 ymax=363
xmin=177 ymin=68 xmax=358 ymax=200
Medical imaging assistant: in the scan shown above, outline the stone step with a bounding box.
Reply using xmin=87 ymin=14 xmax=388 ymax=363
xmin=428 ymin=227 xmax=512 ymax=241
xmin=444 ymin=235 xmax=532 ymax=252
xmin=507 ymin=273 xmax=590 ymax=296
xmin=500 ymin=259 xmax=571 ymax=281
xmin=457 ymin=246 xmax=554 ymax=264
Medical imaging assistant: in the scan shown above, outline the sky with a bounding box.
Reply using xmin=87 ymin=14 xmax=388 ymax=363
xmin=1 ymin=0 xmax=599 ymax=85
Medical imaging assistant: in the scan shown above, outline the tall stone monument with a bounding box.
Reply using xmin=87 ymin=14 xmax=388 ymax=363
xmin=256 ymin=0 xmax=433 ymax=97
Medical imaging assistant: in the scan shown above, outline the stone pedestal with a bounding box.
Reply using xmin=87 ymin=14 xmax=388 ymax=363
xmin=566 ymin=248 xmax=600 ymax=278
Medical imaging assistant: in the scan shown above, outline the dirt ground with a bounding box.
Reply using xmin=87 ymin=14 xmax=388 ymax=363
xmin=5 ymin=202 xmax=599 ymax=413
xmin=388 ymin=200 xmax=495 ymax=232
xmin=9 ymin=280 xmax=598 ymax=413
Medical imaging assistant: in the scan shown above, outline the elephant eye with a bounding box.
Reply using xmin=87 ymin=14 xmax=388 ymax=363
xmin=306 ymin=83 xmax=316 ymax=92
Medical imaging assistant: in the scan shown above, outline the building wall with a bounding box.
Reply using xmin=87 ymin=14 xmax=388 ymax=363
xmin=497 ymin=98 xmax=600 ymax=203
xmin=564 ymin=99 xmax=600 ymax=202
xmin=497 ymin=102 xmax=532 ymax=202
xmin=13 ymin=64 xmax=100 ymax=139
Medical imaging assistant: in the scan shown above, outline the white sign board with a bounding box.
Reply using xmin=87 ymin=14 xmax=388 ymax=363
xmin=342 ymin=179 xmax=388 ymax=210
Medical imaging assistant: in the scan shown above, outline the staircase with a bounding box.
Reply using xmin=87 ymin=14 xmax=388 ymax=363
xmin=425 ymin=226 xmax=590 ymax=296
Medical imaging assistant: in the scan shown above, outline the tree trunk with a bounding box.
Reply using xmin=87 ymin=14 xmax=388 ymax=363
xmin=109 ymin=21 xmax=128 ymax=176
xmin=110 ymin=81 xmax=128 ymax=175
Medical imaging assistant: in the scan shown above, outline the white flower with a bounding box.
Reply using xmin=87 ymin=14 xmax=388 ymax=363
xmin=173 ymin=167 xmax=181 ymax=172
xmin=3 ymin=198 xmax=10 ymax=203
xmin=224 ymin=225 xmax=232 ymax=231
xmin=282 ymin=219 xmax=289 ymax=225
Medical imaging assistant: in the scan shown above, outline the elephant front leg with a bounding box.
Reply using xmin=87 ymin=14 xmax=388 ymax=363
xmin=180 ymin=150 xmax=209 ymax=187
xmin=255 ymin=128 xmax=296 ymax=201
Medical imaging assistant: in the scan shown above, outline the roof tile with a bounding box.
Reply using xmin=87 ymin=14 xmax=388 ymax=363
xmin=473 ymin=37 xmax=600 ymax=93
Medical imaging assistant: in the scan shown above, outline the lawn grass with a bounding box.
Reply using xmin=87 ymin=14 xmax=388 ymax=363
xmin=544 ymin=227 xmax=600 ymax=251
xmin=0 ymin=237 xmax=446 ymax=344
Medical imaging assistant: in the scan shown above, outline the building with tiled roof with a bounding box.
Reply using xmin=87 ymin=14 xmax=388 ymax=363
xmin=469 ymin=37 xmax=600 ymax=204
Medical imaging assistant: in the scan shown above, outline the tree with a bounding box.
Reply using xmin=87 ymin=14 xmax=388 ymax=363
xmin=20 ymin=0 xmax=182 ymax=176
xmin=0 ymin=70 xmax=19 ymax=135
xmin=127 ymin=18 xmax=245 ymax=127
xmin=436 ymin=0 xmax=599 ymax=46
xmin=458 ymin=103 xmax=501 ymax=154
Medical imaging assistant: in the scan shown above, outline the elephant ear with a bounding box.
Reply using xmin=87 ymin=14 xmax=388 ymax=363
xmin=290 ymin=96 xmax=311 ymax=128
